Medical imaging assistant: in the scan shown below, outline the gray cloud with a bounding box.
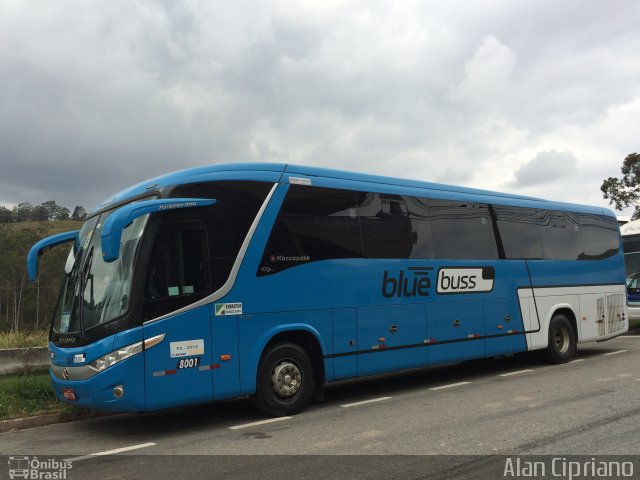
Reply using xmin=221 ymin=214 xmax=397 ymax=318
xmin=510 ymin=150 xmax=578 ymax=188
xmin=1 ymin=0 xmax=639 ymax=212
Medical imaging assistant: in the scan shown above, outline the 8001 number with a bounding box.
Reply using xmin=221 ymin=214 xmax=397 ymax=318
xmin=177 ymin=357 xmax=200 ymax=369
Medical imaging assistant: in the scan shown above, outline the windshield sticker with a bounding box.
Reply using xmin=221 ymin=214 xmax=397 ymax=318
xmin=60 ymin=313 xmax=71 ymax=331
xmin=167 ymin=286 xmax=180 ymax=296
xmin=215 ymin=303 xmax=243 ymax=316
xmin=83 ymin=231 xmax=93 ymax=249
xmin=170 ymin=339 xmax=205 ymax=358
xmin=289 ymin=176 xmax=312 ymax=186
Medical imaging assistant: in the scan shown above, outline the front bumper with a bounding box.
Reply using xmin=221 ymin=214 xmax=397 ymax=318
xmin=628 ymin=303 xmax=640 ymax=320
xmin=50 ymin=353 xmax=145 ymax=412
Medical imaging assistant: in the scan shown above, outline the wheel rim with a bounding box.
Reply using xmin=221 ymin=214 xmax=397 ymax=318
xmin=270 ymin=360 xmax=302 ymax=398
xmin=554 ymin=324 xmax=571 ymax=354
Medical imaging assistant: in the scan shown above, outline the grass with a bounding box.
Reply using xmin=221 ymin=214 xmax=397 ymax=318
xmin=0 ymin=330 xmax=49 ymax=349
xmin=0 ymin=373 xmax=72 ymax=420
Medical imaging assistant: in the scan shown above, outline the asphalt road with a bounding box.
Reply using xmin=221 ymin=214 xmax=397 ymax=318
xmin=2 ymin=334 xmax=639 ymax=479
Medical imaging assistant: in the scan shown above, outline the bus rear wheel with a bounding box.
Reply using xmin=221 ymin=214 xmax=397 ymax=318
xmin=544 ymin=313 xmax=576 ymax=363
xmin=252 ymin=342 xmax=315 ymax=417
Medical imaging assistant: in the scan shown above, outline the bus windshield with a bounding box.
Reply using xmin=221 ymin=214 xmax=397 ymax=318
xmin=622 ymin=235 xmax=640 ymax=285
xmin=53 ymin=209 xmax=149 ymax=334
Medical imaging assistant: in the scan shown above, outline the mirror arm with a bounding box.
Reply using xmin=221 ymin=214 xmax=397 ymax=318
xmin=27 ymin=230 xmax=80 ymax=281
xmin=101 ymin=198 xmax=216 ymax=263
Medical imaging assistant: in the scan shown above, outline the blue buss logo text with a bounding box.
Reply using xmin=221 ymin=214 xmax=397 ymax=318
xmin=381 ymin=268 xmax=431 ymax=298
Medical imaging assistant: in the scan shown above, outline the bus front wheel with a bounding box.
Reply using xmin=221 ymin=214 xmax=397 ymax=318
xmin=544 ymin=313 xmax=577 ymax=363
xmin=252 ymin=342 xmax=315 ymax=417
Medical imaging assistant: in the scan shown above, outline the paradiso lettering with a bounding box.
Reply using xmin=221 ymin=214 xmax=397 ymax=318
xmin=158 ymin=201 xmax=196 ymax=210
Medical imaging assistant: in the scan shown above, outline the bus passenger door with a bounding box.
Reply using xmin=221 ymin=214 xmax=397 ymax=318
xmin=141 ymin=220 xmax=214 ymax=410
xmin=144 ymin=307 xmax=213 ymax=410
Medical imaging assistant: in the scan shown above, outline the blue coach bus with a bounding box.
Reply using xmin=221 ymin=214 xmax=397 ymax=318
xmin=27 ymin=163 xmax=627 ymax=416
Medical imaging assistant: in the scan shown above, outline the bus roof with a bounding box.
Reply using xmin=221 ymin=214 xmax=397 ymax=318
xmin=94 ymin=162 xmax=615 ymax=218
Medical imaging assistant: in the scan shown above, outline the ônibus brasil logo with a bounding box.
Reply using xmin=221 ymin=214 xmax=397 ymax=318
xmin=7 ymin=456 xmax=72 ymax=479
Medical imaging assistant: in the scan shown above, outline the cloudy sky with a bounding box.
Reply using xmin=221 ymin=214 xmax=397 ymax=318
xmin=1 ymin=0 xmax=639 ymax=215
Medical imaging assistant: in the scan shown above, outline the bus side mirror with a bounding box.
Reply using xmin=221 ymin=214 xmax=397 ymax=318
xmin=27 ymin=230 xmax=80 ymax=281
xmin=101 ymin=198 xmax=216 ymax=263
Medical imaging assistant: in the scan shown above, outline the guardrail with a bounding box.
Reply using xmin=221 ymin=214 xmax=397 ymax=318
xmin=0 ymin=348 xmax=49 ymax=375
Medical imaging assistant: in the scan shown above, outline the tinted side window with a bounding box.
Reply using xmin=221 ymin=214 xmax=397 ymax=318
xmin=538 ymin=210 xmax=581 ymax=260
xmin=577 ymin=213 xmax=620 ymax=259
xmin=172 ymin=181 xmax=272 ymax=290
xmin=493 ymin=205 xmax=543 ymax=259
xmin=258 ymin=186 xmax=363 ymax=275
xmin=429 ymin=200 xmax=498 ymax=260
xmin=623 ymin=235 xmax=640 ymax=254
xmin=358 ymin=193 xmax=434 ymax=259
xmin=142 ymin=221 xmax=209 ymax=321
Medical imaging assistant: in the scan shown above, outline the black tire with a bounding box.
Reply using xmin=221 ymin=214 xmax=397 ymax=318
xmin=252 ymin=342 xmax=315 ymax=417
xmin=544 ymin=313 xmax=577 ymax=363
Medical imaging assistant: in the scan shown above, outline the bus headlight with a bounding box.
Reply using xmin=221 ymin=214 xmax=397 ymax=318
xmin=89 ymin=342 xmax=143 ymax=373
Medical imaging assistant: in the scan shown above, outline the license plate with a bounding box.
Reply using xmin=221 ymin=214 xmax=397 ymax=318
xmin=61 ymin=388 xmax=77 ymax=401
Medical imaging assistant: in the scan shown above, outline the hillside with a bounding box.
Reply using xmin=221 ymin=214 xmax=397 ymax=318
xmin=5 ymin=220 xmax=83 ymax=235
xmin=0 ymin=220 xmax=83 ymax=331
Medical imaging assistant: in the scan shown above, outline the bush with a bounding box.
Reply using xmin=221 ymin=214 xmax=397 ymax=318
xmin=0 ymin=330 xmax=49 ymax=349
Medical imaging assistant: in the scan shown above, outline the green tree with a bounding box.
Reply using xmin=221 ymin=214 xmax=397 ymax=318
xmin=0 ymin=225 xmax=39 ymax=330
xmin=12 ymin=202 xmax=33 ymax=222
xmin=40 ymin=200 xmax=62 ymax=221
xmin=0 ymin=225 xmax=68 ymax=331
xmin=56 ymin=207 xmax=70 ymax=221
xmin=71 ymin=205 xmax=87 ymax=221
xmin=601 ymin=153 xmax=640 ymax=217
xmin=31 ymin=206 xmax=49 ymax=222
xmin=0 ymin=207 xmax=12 ymax=223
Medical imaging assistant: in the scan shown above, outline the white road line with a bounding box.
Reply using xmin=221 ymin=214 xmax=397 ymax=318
xmin=429 ymin=381 xmax=471 ymax=391
xmin=229 ymin=416 xmax=292 ymax=430
xmin=66 ymin=442 xmax=156 ymax=462
xmin=569 ymin=359 xmax=585 ymax=363
xmin=603 ymin=350 xmax=628 ymax=356
xmin=340 ymin=397 xmax=392 ymax=408
xmin=624 ymin=335 xmax=640 ymax=338
xmin=498 ymin=369 xmax=534 ymax=377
